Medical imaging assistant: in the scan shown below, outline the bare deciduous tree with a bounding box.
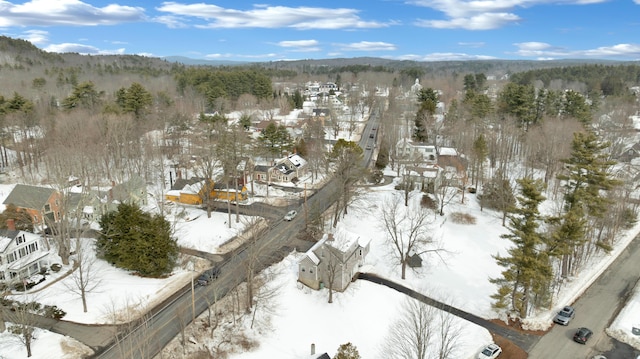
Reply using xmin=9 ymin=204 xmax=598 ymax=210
xmin=65 ymin=238 xmax=102 ymax=313
xmin=382 ymin=297 xmax=462 ymax=359
xmin=380 ymin=192 xmax=438 ymax=279
xmin=5 ymin=296 xmax=41 ymax=358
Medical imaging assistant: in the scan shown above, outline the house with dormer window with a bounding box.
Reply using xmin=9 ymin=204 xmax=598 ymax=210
xmin=0 ymin=220 xmax=51 ymax=283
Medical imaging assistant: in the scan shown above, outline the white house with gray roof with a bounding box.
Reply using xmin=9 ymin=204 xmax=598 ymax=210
xmin=298 ymin=229 xmax=370 ymax=292
xmin=0 ymin=223 xmax=51 ymax=284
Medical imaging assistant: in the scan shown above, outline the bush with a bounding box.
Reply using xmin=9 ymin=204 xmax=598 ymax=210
xmin=450 ymin=212 xmax=476 ymax=224
xmin=43 ymin=305 xmax=66 ymax=319
xmin=420 ymin=194 xmax=437 ymax=210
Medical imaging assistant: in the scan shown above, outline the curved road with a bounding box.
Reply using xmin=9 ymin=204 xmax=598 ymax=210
xmin=528 ymin=236 xmax=640 ymax=359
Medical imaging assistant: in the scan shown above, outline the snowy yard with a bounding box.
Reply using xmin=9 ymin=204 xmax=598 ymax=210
xmin=2 ymin=167 xmax=640 ymax=359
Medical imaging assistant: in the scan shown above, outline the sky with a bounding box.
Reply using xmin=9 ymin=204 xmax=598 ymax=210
xmin=1 ymin=0 xmax=640 ymax=62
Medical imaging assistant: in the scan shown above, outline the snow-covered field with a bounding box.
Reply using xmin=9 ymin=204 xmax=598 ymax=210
xmin=2 ymin=166 xmax=640 ymax=358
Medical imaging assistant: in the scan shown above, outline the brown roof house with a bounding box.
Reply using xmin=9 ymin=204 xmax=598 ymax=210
xmin=298 ymin=229 xmax=370 ymax=292
xmin=3 ymin=184 xmax=62 ymax=230
xmin=0 ymin=220 xmax=51 ymax=284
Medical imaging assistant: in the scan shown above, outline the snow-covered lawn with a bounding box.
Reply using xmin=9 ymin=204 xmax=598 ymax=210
xmin=3 ymin=166 xmax=640 ymax=359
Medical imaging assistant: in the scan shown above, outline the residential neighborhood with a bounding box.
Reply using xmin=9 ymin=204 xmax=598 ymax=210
xmin=1 ymin=32 xmax=640 ymax=359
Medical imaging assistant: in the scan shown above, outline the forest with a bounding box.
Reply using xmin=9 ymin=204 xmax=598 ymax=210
xmin=1 ymin=34 xmax=640 ymax=320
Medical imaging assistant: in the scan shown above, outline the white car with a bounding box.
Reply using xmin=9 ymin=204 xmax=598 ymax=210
xmin=477 ymin=343 xmax=502 ymax=359
xmin=284 ymin=210 xmax=297 ymax=221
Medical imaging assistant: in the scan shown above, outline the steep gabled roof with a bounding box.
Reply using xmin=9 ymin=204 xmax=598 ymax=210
xmin=2 ymin=184 xmax=55 ymax=210
xmin=0 ymin=229 xmax=20 ymax=252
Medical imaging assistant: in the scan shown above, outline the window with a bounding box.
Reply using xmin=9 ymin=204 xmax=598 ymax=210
xmin=19 ymin=247 xmax=26 ymax=257
xmin=301 ymin=267 xmax=305 ymax=272
xmin=44 ymin=203 xmax=51 ymax=212
xmin=0 ymin=271 xmax=5 ymax=280
xmin=29 ymin=262 xmax=39 ymax=273
xmin=7 ymin=252 xmax=17 ymax=263
xmin=309 ymin=269 xmax=313 ymax=274
xmin=28 ymin=243 xmax=38 ymax=253
xmin=15 ymin=235 xmax=25 ymax=245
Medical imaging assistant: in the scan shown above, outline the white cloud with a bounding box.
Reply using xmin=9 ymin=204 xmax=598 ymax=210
xmin=277 ymin=40 xmax=319 ymax=48
xmin=337 ymin=41 xmax=397 ymax=51
xmin=408 ymin=0 xmax=606 ymax=30
xmin=156 ymin=2 xmax=391 ymax=29
xmin=44 ymin=42 xmax=125 ymax=55
xmin=415 ymin=12 xmax=520 ymax=30
xmin=457 ymin=41 xmax=486 ymax=48
xmin=21 ymin=29 xmax=48 ymax=44
xmin=0 ymin=0 xmax=145 ymax=27
xmin=513 ymin=41 xmax=640 ymax=59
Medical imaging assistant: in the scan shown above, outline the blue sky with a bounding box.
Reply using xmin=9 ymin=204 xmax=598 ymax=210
xmin=1 ymin=0 xmax=639 ymax=62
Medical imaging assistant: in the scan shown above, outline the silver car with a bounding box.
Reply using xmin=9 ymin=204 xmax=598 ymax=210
xmin=284 ymin=210 xmax=297 ymax=221
xmin=553 ymin=305 xmax=575 ymax=325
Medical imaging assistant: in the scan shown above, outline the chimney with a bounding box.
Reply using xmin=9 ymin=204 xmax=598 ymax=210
xmin=311 ymin=343 xmax=315 ymax=356
xmin=7 ymin=218 xmax=16 ymax=231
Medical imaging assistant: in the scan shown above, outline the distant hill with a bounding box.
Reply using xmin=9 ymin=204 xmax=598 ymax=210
xmin=161 ymin=56 xmax=248 ymax=66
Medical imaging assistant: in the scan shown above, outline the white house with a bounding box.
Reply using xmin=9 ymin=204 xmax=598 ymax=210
xmin=0 ymin=220 xmax=51 ymax=284
xmin=298 ymin=230 xmax=370 ymax=292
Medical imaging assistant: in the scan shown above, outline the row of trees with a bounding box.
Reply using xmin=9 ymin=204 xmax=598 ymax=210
xmin=491 ymin=131 xmax=625 ymax=318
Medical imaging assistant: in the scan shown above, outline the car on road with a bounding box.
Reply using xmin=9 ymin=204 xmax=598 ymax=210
xmin=477 ymin=343 xmax=502 ymax=359
xmin=197 ymin=274 xmax=212 ymax=286
xmin=196 ymin=268 xmax=220 ymax=286
xmin=573 ymin=327 xmax=593 ymax=344
xmin=553 ymin=305 xmax=575 ymax=325
xmin=366 ymin=144 xmax=372 ymax=150
xmin=284 ymin=210 xmax=297 ymax=221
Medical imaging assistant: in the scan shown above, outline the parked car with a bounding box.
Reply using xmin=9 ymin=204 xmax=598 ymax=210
xmin=553 ymin=305 xmax=575 ymax=325
xmin=284 ymin=210 xmax=297 ymax=221
xmin=591 ymin=355 xmax=607 ymax=359
xmin=573 ymin=327 xmax=593 ymax=344
xmin=477 ymin=343 xmax=502 ymax=359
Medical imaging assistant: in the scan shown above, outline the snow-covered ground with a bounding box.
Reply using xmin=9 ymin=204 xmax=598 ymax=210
xmin=2 ymin=164 xmax=640 ymax=358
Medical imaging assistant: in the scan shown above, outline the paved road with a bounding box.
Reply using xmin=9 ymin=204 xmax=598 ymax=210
xmin=528 ymin=235 xmax=640 ymax=359
xmin=7 ymin=111 xmax=379 ymax=358
xmin=92 ymin=175 xmax=344 ymax=358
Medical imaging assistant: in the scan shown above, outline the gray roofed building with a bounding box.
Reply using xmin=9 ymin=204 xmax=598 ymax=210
xmin=3 ymin=184 xmax=56 ymax=210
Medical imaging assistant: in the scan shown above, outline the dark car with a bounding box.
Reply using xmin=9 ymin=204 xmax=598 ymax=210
xmin=196 ymin=268 xmax=220 ymax=286
xmin=553 ymin=305 xmax=575 ymax=325
xmin=573 ymin=327 xmax=593 ymax=344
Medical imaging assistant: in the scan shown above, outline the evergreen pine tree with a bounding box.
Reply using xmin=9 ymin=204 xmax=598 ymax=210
xmin=97 ymin=203 xmax=178 ymax=277
xmin=491 ymin=178 xmax=552 ymax=318
xmin=334 ymin=342 xmax=361 ymax=359
xmin=554 ymin=131 xmax=620 ymax=276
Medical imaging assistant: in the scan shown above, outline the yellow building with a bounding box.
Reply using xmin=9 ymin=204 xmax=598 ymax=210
xmin=165 ymin=179 xmax=248 ymax=205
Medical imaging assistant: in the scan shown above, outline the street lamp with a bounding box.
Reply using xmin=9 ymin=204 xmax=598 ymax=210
xmin=188 ymin=261 xmax=196 ymax=321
